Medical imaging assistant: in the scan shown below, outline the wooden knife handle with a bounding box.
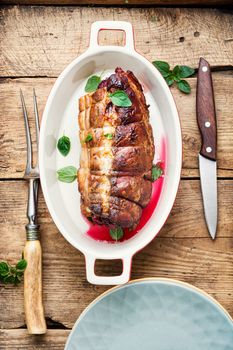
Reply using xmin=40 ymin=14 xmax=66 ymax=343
xmin=196 ymin=57 xmax=217 ymax=161
xmin=24 ymin=240 xmax=47 ymax=334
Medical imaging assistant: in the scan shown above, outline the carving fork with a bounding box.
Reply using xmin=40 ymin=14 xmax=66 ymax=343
xmin=20 ymin=89 xmax=46 ymax=334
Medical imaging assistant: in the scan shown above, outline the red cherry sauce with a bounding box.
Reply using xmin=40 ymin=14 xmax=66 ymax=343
xmin=86 ymin=138 xmax=166 ymax=242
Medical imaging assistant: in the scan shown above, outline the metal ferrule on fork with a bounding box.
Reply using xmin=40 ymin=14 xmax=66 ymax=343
xmin=25 ymin=177 xmax=40 ymax=240
xmin=26 ymin=224 xmax=40 ymax=241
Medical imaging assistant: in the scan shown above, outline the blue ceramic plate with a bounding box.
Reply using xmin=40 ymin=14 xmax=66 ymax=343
xmin=65 ymin=278 xmax=233 ymax=350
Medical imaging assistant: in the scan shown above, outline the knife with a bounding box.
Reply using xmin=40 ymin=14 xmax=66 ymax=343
xmin=196 ymin=57 xmax=218 ymax=239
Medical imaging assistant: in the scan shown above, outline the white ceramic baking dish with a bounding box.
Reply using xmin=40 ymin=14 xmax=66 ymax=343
xmin=39 ymin=21 xmax=182 ymax=285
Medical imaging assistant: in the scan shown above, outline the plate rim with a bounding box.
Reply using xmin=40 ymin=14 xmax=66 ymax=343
xmin=65 ymin=277 xmax=233 ymax=349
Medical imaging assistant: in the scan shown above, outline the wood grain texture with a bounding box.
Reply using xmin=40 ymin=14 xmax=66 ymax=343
xmin=1 ymin=0 xmax=233 ymax=5
xmin=24 ymin=240 xmax=47 ymax=334
xmin=0 ymin=329 xmax=69 ymax=350
xmin=197 ymin=58 xmax=217 ymax=161
xmin=0 ymin=180 xmax=232 ymax=329
xmin=0 ymin=6 xmax=232 ymax=349
xmin=0 ymin=7 xmax=232 ymax=77
xmin=1 ymin=74 xmax=233 ymax=179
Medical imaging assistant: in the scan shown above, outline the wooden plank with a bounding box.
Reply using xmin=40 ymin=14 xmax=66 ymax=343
xmin=0 ymin=7 xmax=232 ymax=77
xmin=1 ymin=0 xmax=233 ymax=5
xmin=1 ymin=179 xmax=232 ymax=240
xmin=1 ymin=74 xmax=233 ymax=179
xmin=0 ymin=180 xmax=232 ymax=329
xmin=0 ymin=329 xmax=69 ymax=350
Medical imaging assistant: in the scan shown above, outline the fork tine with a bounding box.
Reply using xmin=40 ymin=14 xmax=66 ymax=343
xmin=33 ymin=89 xmax=40 ymax=158
xmin=20 ymin=89 xmax=32 ymax=171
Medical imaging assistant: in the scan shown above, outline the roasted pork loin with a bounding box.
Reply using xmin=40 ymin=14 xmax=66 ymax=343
xmin=78 ymin=67 xmax=155 ymax=230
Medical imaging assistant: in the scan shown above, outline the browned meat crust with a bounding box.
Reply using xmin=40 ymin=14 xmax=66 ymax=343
xmin=110 ymin=176 xmax=152 ymax=208
xmin=78 ymin=67 xmax=154 ymax=229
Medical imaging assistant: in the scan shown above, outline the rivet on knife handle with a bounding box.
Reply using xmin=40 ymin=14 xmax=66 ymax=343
xmin=196 ymin=57 xmax=217 ymax=161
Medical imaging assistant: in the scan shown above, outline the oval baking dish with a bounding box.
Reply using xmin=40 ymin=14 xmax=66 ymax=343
xmin=39 ymin=21 xmax=182 ymax=285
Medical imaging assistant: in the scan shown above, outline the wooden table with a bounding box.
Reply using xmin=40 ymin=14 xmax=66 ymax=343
xmin=0 ymin=2 xmax=232 ymax=349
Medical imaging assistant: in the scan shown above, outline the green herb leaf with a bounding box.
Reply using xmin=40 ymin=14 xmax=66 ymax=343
xmin=173 ymin=76 xmax=181 ymax=82
xmin=179 ymin=65 xmax=195 ymax=78
xmin=109 ymin=90 xmax=132 ymax=107
xmin=165 ymin=76 xmax=174 ymax=86
xmin=15 ymin=275 xmax=22 ymax=284
xmin=110 ymin=227 xmax=124 ymax=241
xmin=3 ymin=275 xmax=15 ymax=284
xmin=152 ymin=60 xmax=194 ymax=94
xmin=85 ymin=134 xmax=93 ymax=143
xmin=57 ymin=135 xmax=71 ymax=156
xmin=177 ymin=80 xmax=191 ymax=94
xmin=104 ymin=133 xmax=113 ymax=140
xmin=152 ymin=164 xmax=163 ymax=182
xmin=57 ymin=166 xmax=77 ymax=183
xmin=152 ymin=61 xmax=170 ymax=77
xmin=0 ymin=262 xmax=9 ymax=276
xmin=85 ymin=75 xmax=101 ymax=93
xmin=172 ymin=65 xmax=194 ymax=79
xmin=0 ymin=259 xmax=27 ymax=285
xmin=16 ymin=259 xmax=27 ymax=271
xmin=172 ymin=65 xmax=180 ymax=77
xmin=16 ymin=269 xmax=24 ymax=276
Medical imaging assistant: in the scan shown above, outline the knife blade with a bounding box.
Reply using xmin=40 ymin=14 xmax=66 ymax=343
xmin=196 ymin=57 xmax=218 ymax=239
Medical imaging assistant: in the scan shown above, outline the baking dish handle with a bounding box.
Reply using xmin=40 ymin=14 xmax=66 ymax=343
xmin=89 ymin=21 xmax=135 ymax=51
xmin=85 ymin=254 xmax=132 ymax=285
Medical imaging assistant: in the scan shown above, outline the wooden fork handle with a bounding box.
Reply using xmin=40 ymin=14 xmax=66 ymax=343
xmin=24 ymin=239 xmax=47 ymax=334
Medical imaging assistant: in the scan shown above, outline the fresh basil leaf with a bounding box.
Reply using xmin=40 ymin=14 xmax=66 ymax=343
xmin=104 ymin=133 xmax=113 ymax=140
xmin=87 ymin=216 xmax=93 ymax=223
xmin=57 ymin=135 xmax=71 ymax=156
xmin=9 ymin=266 xmax=16 ymax=275
xmin=110 ymin=227 xmax=124 ymax=241
xmin=85 ymin=134 xmax=93 ymax=143
xmin=109 ymin=90 xmax=132 ymax=107
xmin=85 ymin=75 xmax=101 ymax=93
xmin=0 ymin=262 xmax=9 ymax=276
xmin=165 ymin=76 xmax=174 ymax=86
xmin=152 ymin=164 xmax=163 ymax=181
xmin=57 ymin=166 xmax=77 ymax=183
xmin=0 ymin=259 xmax=27 ymax=285
xmin=173 ymin=76 xmax=181 ymax=82
xmin=179 ymin=65 xmax=195 ymax=78
xmin=152 ymin=60 xmax=193 ymax=94
xmin=16 ymin=270 xmax=24 ymax=277
xmin=172 ymin=65 xmax=181 ymax=77
xmin=3 ymin=275 xmax=15 ymax=284
xmin=152 ymin=61 xmax=170 ymax=77
xmin=177 ymin=80 xmax=191 ymax=94
xmin=16 ymin=259 xmax=27 ymax=271
xmin=15 ymin=275 xmax=22 ymax=284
